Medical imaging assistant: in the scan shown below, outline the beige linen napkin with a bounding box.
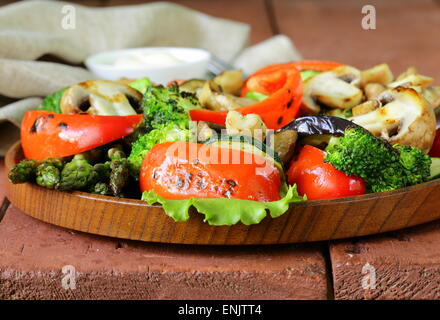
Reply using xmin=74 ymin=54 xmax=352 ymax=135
xmin=0 ymin=0 xmax=302 ymax=155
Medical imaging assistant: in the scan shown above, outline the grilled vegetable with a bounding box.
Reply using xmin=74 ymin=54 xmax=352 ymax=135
xmin=60 ymin=80 xmax=142 ymax=115
xmin=58 ymin=154 xmax=98 ymax=191
xmin=203 ymin=134 xmax=283 ymax=172
xmin=128 ymin=122 xmax=192 ymax=176
xmin=8 ymin=159 xmax=38 ymax=184
xmin=190 ymin=68 xmax=302 ymax=130
xmin=140 ymin=141 xmax=283 ymax=202
xmin=325 ymin=126 xmax=432 ymax=193
xmin=140 ymin=141 xmax=304 ymax=225
xmin=287 ymin=145 xmax=366 ymax=200
xmin=91 ymin=182 xmax=111 ymax=195
xmin=141 ymin=83 xmax=201 ymax=131
xmin=302 ymin=65 xmax=363 ymax=114
xmin=350 ymin=87 xmax=436 ymax=153
xmin=35 ymin=158 xmax=65 ymax=189
xmin=109 ymin=158 xmax=129 ymax=197
xmin=225 ymin=111 xmax=268 ymax=141
xmin=21 ymin=111 xmax=143 ymax=160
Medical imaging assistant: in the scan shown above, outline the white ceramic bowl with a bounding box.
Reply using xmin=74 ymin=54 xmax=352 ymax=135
xmin=85 ymin=47 xmax=211 ymax=84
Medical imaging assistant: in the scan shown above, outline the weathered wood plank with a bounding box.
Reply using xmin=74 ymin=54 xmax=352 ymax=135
xmin=273 ymin=0 xmax=440 ymax=81
xmin=0 ymin=204 xmax=328 ymax=299
xmin=330 ymin=222 xmax=440 ymax=299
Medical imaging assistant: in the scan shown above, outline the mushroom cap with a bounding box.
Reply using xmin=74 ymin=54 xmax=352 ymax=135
xmin=350 ymin=86 xmax=436 ymax=153
xmin=61 ymin=80 xmax=142 ymax=116
xmin=302 ymin=65 xmax=363 ymax=114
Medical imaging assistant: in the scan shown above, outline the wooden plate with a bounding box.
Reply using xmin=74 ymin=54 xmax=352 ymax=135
xmin=5 ymin=141 xmax=440 ymax=245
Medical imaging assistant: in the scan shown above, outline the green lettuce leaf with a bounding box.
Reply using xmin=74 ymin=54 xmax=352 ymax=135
xmin=39 ymin=88 xmax=67 ymax=113
xmin=142 ymin=184 xmax=306 ymax=226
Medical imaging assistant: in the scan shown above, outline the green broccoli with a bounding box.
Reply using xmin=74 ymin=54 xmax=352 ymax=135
xmin=39 ymin=88 xmax=67 ymax=113
xmin=325 ymin=127 xmax=431 ymax=193
xmin=141 ymin=83 xmax=201 ymax=131
xmin=127 ymin=84 xmax=201 ymax=176
xmin=128 ymin=122 xmax=192 ymax=175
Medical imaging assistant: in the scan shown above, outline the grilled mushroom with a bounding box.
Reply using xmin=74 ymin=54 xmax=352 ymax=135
xmin=60 ymin=80 xmax=142 ymax=115
xmin=360 ymin=63 xmax=394 ymax=87
xmin=302 ymin=65 xmax=363 ymax=114
xmin=225 ymin=111 xmax=268 ymax=141
xmin=213 ymin=70 xmax=244 ymax=95
xmin=350 ymin=87 xmax=436 ymax=153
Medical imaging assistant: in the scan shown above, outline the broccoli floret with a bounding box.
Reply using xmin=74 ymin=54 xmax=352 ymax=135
xmin=394 ymin=144 xmax=431 ymax=186
xmin=142 ymin=84 xmax=201 ymax=131
xmin=127 ymin=84 xmax=201 ymax=176
xmin=325 ymin=127 xmax=431 ymax=193
xmin=128 ymin=122 xmax=192 ymax=176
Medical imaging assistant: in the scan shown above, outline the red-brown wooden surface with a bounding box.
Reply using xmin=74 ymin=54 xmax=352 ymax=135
xmin=1 ymin=0 xmax=440 ymax=300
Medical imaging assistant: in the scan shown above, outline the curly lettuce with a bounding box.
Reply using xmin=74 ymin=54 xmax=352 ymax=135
xmin=142 ymin=184 xmax=305 ymax=226
xmin=39 ymin=88 xmax=67 ymax=113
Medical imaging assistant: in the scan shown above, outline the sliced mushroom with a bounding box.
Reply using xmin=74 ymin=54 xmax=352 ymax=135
xmin=422 ymin=86 xmax=440 ymax=110
xmin=350 ymin=87 xmax=436 ymax=153
xmin=364 ymin=83 xmax=387 ymax=100
xmin=387 ymin=67 xmax=433 ymax=90
xmin=360 ymin=63 xmax=394 ymax=87
xmin=302 ymin=65 xmax=363 ymax=114
xmin=61 ymin=80 xmax=142 ymax=115
xmin=352 ymin=99 xmax=381 ymax=116
xmin=388 ymin=73 xmax=434 ymax=90
xmin=396 ymin=66 xmax=418 ymax=80
xmin=225 ymin=110 xmax=267 ymax=142
xmin=179 ymin=79 xmax=206 ymax=94
xmin=213 ymin=70 xmax=244 ymax=95
xmin=198 ymin=81 xmax=253 ymax=111
xmin=196 ymin=121 xmax=216 ymax=142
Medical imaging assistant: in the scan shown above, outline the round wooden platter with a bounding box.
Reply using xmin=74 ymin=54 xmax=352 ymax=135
xmin=5 ymin=141 xmax=440 ymax=245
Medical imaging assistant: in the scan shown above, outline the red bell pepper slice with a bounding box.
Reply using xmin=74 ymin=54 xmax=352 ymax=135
xmin=21 ymin=111 xmax=143 ymax=160
xmin=140 ymin=141 xmax=282 ymax=202
xmin=190 ymin=68 xmax=302 ymax=130
xmin=249 ymin=60 xmax=342 ymax=77
xmin=287 ymin=145 xmax=366 ymax=200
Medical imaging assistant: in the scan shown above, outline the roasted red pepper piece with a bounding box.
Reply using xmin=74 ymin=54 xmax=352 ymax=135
xmin=190 ymin=68 xmax=302 ymax=130
xmin=287 ymin=145 xmax=366 ymax=200
xmin=21 ymin=111 xmax=143 ymax=160
xmin=140 ymin=141 xmax=282 ymax=202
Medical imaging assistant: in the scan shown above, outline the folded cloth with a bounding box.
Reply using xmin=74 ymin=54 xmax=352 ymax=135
xmin=0 ymin=0 xmax=302 ymax=156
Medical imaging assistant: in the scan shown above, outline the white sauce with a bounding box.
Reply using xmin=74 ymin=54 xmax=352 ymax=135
xmin=113 ymin=51 xmax=184 ymax=68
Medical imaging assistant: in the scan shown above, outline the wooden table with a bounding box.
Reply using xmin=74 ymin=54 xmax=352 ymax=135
xmin=1 ymin=0 xmax=440 ymax=300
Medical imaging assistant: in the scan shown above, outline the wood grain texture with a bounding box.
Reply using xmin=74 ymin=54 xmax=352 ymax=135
xmin=273 ymin=0 xmax=440 ymax=83
xmin=0 ymin=206 xmax=327 ymax=299
xmin=6 ymin=141 xmax=440 ymax=245
xmin=330 ymin=221 xmax=440 ymax=299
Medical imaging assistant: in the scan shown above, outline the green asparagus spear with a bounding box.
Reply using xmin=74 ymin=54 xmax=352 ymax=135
xmin=108 ymin=147 xmax=126 ymax=161
xmin=8 ymin=159 xmax=38 ymax=184
xmin=109 ymin=159 xmax=129 ymax=197
xmin=91 ymin=182 xmax=111 ymax=195
xmin=36 ymin=162 xmax=61 ymax=189
xmin=93 ymin=162 xmax=111 ymax=182
xmin=40 ymin=157 xmax=65 ymax=169
xmin=58 ymin=154 xmax=98 ymax=190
